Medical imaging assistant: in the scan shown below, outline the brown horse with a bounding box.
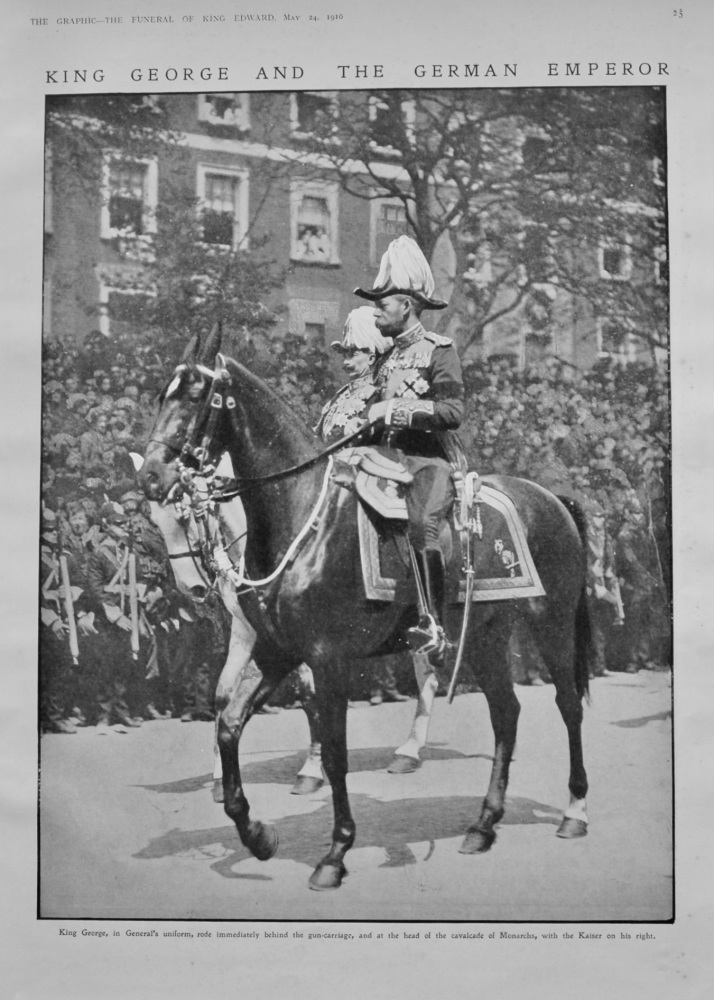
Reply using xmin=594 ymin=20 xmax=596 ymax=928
xmin=140 ymin=332 xmax=591 ymax=891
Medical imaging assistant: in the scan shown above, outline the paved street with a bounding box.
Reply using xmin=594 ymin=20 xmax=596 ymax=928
xmin=39 ymin=670 xmax=672 ymax=922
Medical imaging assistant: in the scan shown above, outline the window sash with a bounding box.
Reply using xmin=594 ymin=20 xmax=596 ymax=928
xmin=197 ymin=165 xmax=249 ymax=248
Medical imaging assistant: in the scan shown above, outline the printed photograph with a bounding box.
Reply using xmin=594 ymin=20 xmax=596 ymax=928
xmin=39 ymin=86 xmax=672 ymax=920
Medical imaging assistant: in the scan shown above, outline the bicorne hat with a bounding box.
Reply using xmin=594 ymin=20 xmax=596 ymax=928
xmin=354 ymin=235 xmax=448 ymax=310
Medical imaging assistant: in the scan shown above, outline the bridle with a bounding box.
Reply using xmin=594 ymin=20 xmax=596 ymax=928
xmin=150 ymin=356 xmax=377 ymax=500
xmin=148 ymin=354 xmax=375 ymax=594
xmin=149 ymin=360 xmax=233 ymax=475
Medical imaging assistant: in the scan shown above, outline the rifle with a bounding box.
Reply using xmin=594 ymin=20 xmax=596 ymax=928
xmin=127 ymin=522 xmax=140 ymax=661
xmin=56 ymin=521 xmax=79 ymax=664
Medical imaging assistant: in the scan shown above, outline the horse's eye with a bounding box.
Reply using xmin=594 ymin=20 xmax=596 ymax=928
xmin=165 ymin=374 xmax=182 ymax=398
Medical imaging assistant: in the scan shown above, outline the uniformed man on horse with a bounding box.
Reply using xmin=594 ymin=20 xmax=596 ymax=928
xmin=354 ymin=235 xmax=465 ymax=661
xmin=316 ymin=306 xmax=393 ymax=444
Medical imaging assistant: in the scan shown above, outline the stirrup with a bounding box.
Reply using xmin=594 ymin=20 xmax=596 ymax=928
xmin=407 ymin=614 xmax=446 ymax=657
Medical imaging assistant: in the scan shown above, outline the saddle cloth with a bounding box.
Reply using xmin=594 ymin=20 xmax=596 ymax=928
xmin=357 ymin=480 xmax=546 ymax=604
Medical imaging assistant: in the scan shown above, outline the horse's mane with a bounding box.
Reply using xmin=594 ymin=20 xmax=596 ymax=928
xmin=222 ymin=354 xmax=321 ymax=456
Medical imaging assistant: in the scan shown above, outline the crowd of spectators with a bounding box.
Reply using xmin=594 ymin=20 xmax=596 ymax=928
xmin=39 ymin=331 xmax=671 ymax=733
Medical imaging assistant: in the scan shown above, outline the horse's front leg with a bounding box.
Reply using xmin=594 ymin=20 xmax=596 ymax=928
xmin=460 ymin=628 xmax=520 ymax=854
xmin=291 ymin=663 xmax=325 ymax=795
xmin=308 ymin=659 xmax=354 ymax=891
xmin=387 ymin=651 xmax=438 ymax=773
xmin=217 ymin=665 xmax=282 ymax=862
xmin=212 ymin=609 xmax=257 ymax=802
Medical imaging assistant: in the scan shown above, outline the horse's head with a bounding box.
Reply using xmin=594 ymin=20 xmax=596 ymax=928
xmin=140 ymin=325 xmax=233 ymax=503
xmin=141 ymin=325 xmax=323 ymax=511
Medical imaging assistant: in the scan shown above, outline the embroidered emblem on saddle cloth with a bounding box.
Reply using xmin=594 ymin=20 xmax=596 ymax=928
xmin=358 ymin=479 xmax=545 ymax=604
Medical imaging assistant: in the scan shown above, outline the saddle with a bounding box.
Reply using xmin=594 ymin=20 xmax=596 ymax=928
xmin=334 ymin=450 xmax=545 ymax=605
xmin=332 ymin=446 xmax=413 ymax=520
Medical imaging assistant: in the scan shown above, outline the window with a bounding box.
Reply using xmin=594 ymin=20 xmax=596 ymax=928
xmin=101 ymin=156 xmax=157 ymax=239
xmin=371 ymin=199 xmax=410 ymax=265
xmin=290 ymin=181 xmax=339 ymax=265
xmin=127 ymin=94 xmax=162 ymax=114
xmin=597 ymin=318 xmax=637 ymax=365
xmin=525 ymin=330 xmax=553 ymax=366
xmin=522 ymin=227 xmax=555 ymax=284
xmin=289 ymin=298 xmax=341 ymax=342
xmin=198 ymin=93 xmax=250 ymax=130
xmin=98 ymin=282 xmax=155 ymax=337
xmin=197 ymin=165 xmax=249 ymax=249
xmin=599 ymin=239 xmax=632 ymax=281
xmin=368 ymin=97 xmax=415 ymax=154
xmin=303 ymin=322 xmax=326 ymax=349
xmin=290 ymin=92 xmax=338 ymax=136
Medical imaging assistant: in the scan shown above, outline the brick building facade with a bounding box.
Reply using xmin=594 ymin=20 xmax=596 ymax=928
xmin=43 ymin=88 xmax=666 ymax=370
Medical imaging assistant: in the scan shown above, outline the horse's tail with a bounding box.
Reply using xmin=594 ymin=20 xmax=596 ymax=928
xmin=557 ymin=495 xmax=592 ymax=703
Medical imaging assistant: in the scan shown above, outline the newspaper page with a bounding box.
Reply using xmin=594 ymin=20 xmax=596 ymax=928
xmin=0 ymin=0 xmax=710 ymax=995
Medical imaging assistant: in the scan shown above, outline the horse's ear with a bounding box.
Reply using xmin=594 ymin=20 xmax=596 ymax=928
xmin=181 ymin=332 xmax=199 ymax=363
xmin=200 ymin=321 xmax=223 ymax=363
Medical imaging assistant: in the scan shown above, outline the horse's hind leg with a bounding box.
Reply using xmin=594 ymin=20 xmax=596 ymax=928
xmin=218 ymin=655 xmax=293 ymax=862
xmin=291 ymin=664 xmax=325 ymax=795
xmin=308 ymin=658 xmax=354 ymax=891
xmin=460 ymin=619 xmax=520 ymax=854
xmin=532 ymin=605 xmax=589 ymax=839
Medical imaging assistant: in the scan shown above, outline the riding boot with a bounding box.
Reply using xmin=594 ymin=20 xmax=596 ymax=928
xmin=407 ymin=549 xmax=447 ymax=659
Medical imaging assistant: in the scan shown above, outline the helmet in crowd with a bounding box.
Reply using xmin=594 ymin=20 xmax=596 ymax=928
xmin=41 ymin=506 xmax=57 ymax=541
xmin=100 ymin=500 xmax=127 ymax=525
xmin=67 ymin=393 xmax=89 ymax=412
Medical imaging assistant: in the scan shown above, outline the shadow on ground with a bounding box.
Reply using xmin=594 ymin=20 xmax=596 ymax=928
xmin=138 ymin=744 xmax=491 ymax=795
xmin=611 ymin=710 xmax=672 ymax=728
xmin=133 ymin=790 xmax=563 ymax=878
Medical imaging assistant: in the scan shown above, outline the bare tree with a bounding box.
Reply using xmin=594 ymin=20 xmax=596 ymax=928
xmin=289 ymin=87 xmax=667 ymax=356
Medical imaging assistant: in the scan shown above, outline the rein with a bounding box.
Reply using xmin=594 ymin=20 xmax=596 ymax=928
xmin=214 ymin=422 xmax=373 ymax=499
xmin=223 ymin=457 xmax=335 ymax=591
xmin=151 ymin=356 xmax=375 ymax=496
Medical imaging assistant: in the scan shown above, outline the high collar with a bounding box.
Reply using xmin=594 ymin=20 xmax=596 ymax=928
xmin=393 ymin=322 xmax=424 ymax=350
xmin=346 ymin=370 xmax=373 ymax=386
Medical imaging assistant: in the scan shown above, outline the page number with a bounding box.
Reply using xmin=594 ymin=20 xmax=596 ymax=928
xmin=672 ymin=7 xmax=683 ymax=15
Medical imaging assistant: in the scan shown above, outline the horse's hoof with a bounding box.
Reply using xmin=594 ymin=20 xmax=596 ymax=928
xmin=458 ymin=828 xmax=496 ymax=854
xmin=212 ymin=780 xmax=224 ymax=803
xmin=556 ymin=817 xmax=588 ymax=839
xmin=308 ymin=862 xmax=346 ymax=891
xmin=387 ymin=754 xmax=421 ymax=774
xmin=290 ymin=775 xmax=324 ymax=795
xmin=250 ymin=823 xmax=279 ymax=861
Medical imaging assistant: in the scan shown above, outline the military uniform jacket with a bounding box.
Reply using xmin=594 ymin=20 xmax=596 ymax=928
xmin=86 ymin=537 xmax=127 ymax=610
xmin=371 ymin=322 xmax=464 ymax=462
xmin=316 ymin=374 xmax=379 ymax=444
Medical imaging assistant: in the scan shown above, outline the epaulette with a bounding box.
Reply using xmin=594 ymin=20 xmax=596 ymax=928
xmin=423 ymin=332 xmax=453 ymax=347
